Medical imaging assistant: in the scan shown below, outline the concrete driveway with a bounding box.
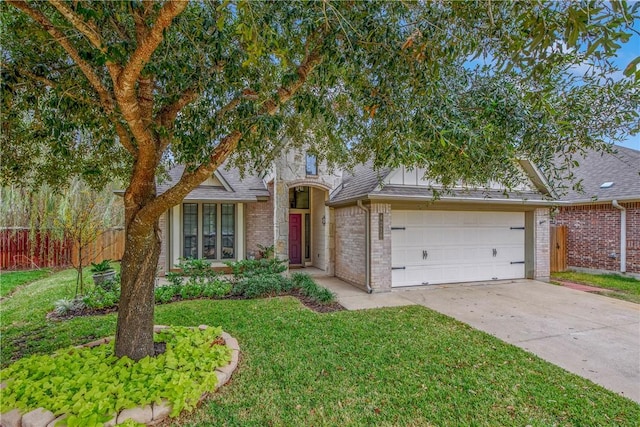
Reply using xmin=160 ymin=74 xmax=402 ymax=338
xmin=318 ymin=277 xmax=640 ymax=403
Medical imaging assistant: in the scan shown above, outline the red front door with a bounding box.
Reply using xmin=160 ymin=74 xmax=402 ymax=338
xmin=289 ymin=214 xmax=302 ymax=265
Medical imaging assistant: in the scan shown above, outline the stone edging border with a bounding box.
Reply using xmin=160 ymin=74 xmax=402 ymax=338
xmin=0 ymin=325 xmax=240 ymax=427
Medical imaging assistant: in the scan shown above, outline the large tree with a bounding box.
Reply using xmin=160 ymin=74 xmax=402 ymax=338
xmin=1 ymin=0 xmax=638 ymax=360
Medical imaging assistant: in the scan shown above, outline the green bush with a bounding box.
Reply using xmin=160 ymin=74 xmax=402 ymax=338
xmin=155 ymin=285 xmax=179 ymax=304
xmin=53 ymin=298 xmax=86 ymax=316
xmin=83 ymin=287 xmax=120 ymax=310
xmin=232 ymin=273 xmax=294 ymax=299
xmin=202 ymin=280 xmax=232 ymax=298
xmin=225 ymin=257 xmax=287 ymax=278
xmin=291 ymin=273 xmax=336 ymax=304
xmin=0 ymin=327 xmax=231 ymax=425
xmin=176 ymin=258 xmax=219 ymax=285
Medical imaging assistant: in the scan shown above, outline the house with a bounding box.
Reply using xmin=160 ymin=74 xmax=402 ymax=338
xmin=552 ymin=145 xmax=640 ymax=275
xmin=157 ymin=149 xmax=555 ymax=292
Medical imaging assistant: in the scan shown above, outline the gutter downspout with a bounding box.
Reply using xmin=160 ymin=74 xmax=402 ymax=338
xmin=612 ymin=200 xmax=627 ymax=273
xmin=356 ymin=200 xmax=373 ymax=293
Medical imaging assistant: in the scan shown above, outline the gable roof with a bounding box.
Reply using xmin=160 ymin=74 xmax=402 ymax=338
xmin=556 ymin=145 xmax=640 ymax=203
xmin=328 ymin=161 xmax=552 ymax=206
xmin=158 ymin=163 xmax=270 ymax=202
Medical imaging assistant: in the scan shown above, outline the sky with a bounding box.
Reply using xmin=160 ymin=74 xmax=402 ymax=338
xmin=611 ymin=24 xmax=639 ymax=150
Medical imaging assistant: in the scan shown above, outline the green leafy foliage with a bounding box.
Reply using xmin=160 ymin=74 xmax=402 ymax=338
xmin=83 ymin=286 xmax=120 ymax=310
xmin=53 ymin=298 xmax=86 ymax=316
xmin=225 ymin=257 xmax=288 ymax=278
xmin=0 ymin=326 xmax=231 ymax=425
xmin=232 ymin=273 xmax=294 ymax=299
xmin=90 ymin=259 xmax=113 ymax=273
xmin=291 ymin=273 xmax=336 ymax=304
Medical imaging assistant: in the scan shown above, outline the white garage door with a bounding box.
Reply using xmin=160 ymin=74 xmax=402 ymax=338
xmin=391 ymin=210 xmax=525 ymax=287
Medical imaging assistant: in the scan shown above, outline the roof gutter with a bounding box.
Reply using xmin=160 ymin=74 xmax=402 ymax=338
xmin=327 ymin=194 xmax=560 ymax=208
xmin=356 ymin=200 xmax=373 ymax=294
xmin=612 ymin=200 xmax=627 ymax=273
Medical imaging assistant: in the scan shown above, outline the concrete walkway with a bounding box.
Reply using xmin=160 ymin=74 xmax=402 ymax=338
xmin=315 ymin=276 xmax=640 ymax=403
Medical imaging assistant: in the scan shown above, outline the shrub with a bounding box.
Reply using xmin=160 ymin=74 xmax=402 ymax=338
xmin=232 ymin=273 xmax=294 ymax=299
xmin=165 ymin=271 xmax=184 ymax=287
xmin=83 ymin=287 xmax=120 ymax=310
xmin=53 ymin=298 xmax=86 ymax=316
xmin=155 ymin=285 xmax=178 ymax=304
xmin=176 ymin=258 xmax=219 ymax=285
xmin=225 ymin=257 xmax=287 ymax=279
xmin=291 ymin=273 xmax=336 ymax=304
xmin=202 ymin=280 xmax=232 ymax=298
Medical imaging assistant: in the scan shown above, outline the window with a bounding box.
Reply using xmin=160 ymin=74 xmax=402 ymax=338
xmin=306 ymin=153 xmax=317 ymax=175
xmin=304 ymin=213 xmax=311 ymax=260
xmin=202 ymin=204 xmax=217 ymax=259
xmin=182 ymin=203 xmax=235 ymax=260
xmin=289 ymin=186 xmax=309 ymax=209
xmin=221 ymin=204 xmax=235 ymax=259
xmin=183 ymin=204 xmax=198 ymax=258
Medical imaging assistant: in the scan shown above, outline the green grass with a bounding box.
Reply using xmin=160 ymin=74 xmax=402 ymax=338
xmin=552 ymin=271 xmax=640 ymax=303
xmin=2 ymin=269 xmax=639 ymax=426
xmin=0 ymin=269 xmax=51 ymax=297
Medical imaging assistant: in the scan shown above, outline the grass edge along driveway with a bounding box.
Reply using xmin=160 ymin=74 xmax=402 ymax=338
xmin=2 ymin=269 xmax=639 ymax=426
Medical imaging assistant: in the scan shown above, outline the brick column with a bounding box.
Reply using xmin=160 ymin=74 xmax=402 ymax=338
xmin=534 ymin=208 xmax=550 ymax=281
xmin=369 ymin=203 xmax=391 ymax=292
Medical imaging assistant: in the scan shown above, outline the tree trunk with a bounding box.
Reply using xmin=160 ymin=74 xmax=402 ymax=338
xmin=115 ymin=218 xmax=161 ymax=360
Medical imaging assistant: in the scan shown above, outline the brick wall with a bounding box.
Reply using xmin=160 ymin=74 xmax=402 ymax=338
xmin=245 ymin=183 xmax=274 ymax=259
xmin=369 ymin=204 xmax=392 ymax=291
xmin=335 ymin=206 xmax=366 ymax=288
xmin=554 ymin=202 xmax=639 ymax=274
xmin=534 ymin=208 xmax=550 ymax=281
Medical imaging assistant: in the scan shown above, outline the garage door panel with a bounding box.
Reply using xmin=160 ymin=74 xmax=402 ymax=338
xmin=391 ymin=210 xmax=525 ymax=287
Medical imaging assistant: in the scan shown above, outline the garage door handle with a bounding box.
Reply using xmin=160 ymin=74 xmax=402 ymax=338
xmin=422 ymin=250 xmax=428 ymax=260
xmin=510 ymin=261 xmax=525 ymax=264
xmin=392 ymin=267 xmax=406 ymax=270
xmin=391 ymin=227 xmax=406 ymax=230
xmin=492 ymin=248 xmax=497 ymax=257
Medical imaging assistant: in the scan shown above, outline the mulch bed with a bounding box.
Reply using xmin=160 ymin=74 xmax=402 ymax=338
xmin=46 ymin=292 xmax=344 ymax=321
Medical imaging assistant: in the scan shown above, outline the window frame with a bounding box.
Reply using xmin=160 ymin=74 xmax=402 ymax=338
xmin=305 ymin=153 xmax=317 ymax=176
xmin=182 ymin=202 xmax=236 ymax=261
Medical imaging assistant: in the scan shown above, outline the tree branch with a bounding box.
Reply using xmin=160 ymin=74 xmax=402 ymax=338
xmin=48 ymin=0 xmax=106 ymax=53
xmin=138 ymin=50 xmax=324 ymax=223
xmin=118 ymin=0 xmax=188 ymax=91
xmin=113 ymin=0 xmax=187 ymax=155
xmin=8 ymin=0 xmax=115 ymax=113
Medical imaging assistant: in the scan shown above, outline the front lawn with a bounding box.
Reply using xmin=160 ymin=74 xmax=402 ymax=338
xmin=2 ymin=269 xmax=639 ymax=425
xmin=552 ymin=271 xmax=640 ymax=304
xmin=0 ymin=269 xmax=51 ymax=297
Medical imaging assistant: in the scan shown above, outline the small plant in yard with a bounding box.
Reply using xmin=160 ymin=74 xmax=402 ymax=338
xmin=0 ymin=327 xmax=231 ymax=425
xmin=291 ymin=273 xmax=336 ymax=303
xmin=90 ymin=259 xmax=116 ymax=288
xmin=53 ymin=297 xmax=86 ymax=316
xmin=232 ymin=273 xmax=294 ymax=299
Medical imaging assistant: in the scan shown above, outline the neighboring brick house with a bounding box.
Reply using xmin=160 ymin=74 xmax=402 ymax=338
xmin=553 ymin=146 xmax=640 ymax=275
xmin=156 ymin=150 xmax=555 ymax=292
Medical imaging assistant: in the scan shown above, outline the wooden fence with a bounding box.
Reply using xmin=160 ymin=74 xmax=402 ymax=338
xmin=0 ymin=228 xmax=125 ymax=270
xmin=550 ymin=225 xmax=567 ymax=273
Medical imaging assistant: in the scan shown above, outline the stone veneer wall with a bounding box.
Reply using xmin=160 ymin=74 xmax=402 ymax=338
xmin=534 ymin=208 xmax=550 ymax=281
xmin=554 ymin=202 xmax=639 ymax=274
xmin=245 ymin=183 xmax=274 ymax=259
xmin=334 ymin=206 xmax=366 ymax=289
xmin=369 ymin=203 xmax=392 ymax=292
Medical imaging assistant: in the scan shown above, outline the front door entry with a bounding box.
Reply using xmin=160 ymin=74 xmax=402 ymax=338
xmin=289 ymin=214 xmax=302 ymax=265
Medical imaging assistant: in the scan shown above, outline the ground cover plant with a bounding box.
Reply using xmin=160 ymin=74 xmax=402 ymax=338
xmin=2 ymin=269 xmax=639 ymax=426
xmin=0 ymin=269 xmax=51 ymax=297
xmin=552 ymin=271 xmax=640 ymax=304
xmin=1 ymin=326 xmax=230 ymax=426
